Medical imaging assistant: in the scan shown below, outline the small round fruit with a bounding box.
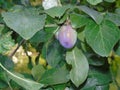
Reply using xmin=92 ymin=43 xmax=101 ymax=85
xmin=58 ymin=24 xmax=77 ymax=49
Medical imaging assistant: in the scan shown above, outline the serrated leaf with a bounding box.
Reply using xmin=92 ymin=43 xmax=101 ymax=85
xmin=66 ymin=47 xmax=89 ymax=87
xmin=85 ymin=20 xmax=120 ymax=57
xmin=105 ymin=12 xmax=120 ymax=26
xmin=40 ymin=66 xmax=69 ymax=85
xmin=70 ymin=13 xmax=90 ymax=28
xmin=79 ymin=6 xmax=103 ymax=24
xmin=0 ymin=63 xmax=44 ymax=90
xmin=44 ymin=5 xmax=70 ymax=18
xmin=2 ymin=7 xmax=46 ymax=40
xmin=87 ymin=0 xmax=103 ymax=5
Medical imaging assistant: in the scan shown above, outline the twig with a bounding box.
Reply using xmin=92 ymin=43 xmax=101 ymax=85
xmin=9 ymin=39 xmax=26 ymax=58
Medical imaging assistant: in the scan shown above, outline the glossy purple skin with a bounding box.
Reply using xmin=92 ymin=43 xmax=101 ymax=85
xmin=58 ymin=25 xmax=77 ymax=49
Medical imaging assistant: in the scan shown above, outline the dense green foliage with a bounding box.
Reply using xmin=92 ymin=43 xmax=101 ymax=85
xmin=0 ymin=0 xmax=120 ymax=90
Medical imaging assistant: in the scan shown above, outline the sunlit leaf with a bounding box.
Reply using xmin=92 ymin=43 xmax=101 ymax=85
xmin=66 ymin=47 xmax=89 ymax=87
xmin=85 ymin=20 xmax=120 ymax=56
xmin=2 ymin=7 xmax=46 ymax=40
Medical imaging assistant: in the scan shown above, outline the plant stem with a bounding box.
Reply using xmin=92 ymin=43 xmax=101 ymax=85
xmin=8 ymin=81 xmax=13 ymax=90
xmin=9 ymin=39 xmax=26 ymax=58
xmin=45 ymin=24 xmax=57 ymax=27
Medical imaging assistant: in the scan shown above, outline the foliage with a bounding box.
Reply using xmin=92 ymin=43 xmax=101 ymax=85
xmin=0 ymin=0 xmax=120 ymax=90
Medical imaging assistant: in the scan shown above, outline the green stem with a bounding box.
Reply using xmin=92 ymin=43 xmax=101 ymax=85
xmin=45 ymin=24 xmax=57 ymax=27
xmin=8 ymin=81 xmax=13 ymax=90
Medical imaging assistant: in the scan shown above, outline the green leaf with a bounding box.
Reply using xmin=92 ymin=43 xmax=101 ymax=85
xmin=0 ymin=55 xmax=14 ymax=70
xmin=81 ymin=78 xmax=96 ymax=90
xmin=0 ymin=32 xmax=15 ymax=54
xmin=0 ymin=25 xmax=15 ymax=54
xmin=0 ymin=81 xmax=8 ymax=88
xmin=40 ymin=66 xmax=69 ymax=85
xmin=66 ymin=47 xmax=89 ymax=87
xmin=88 ymin=69 xmax=112 ymax=85
xmin=95 ymin=85 xmax=109 ymax=90
xmin=0 ymin=24 xmax=4 ymax=32
xmin=88 ymin=55 xmax=105 ymax=66
xmin=31 ymin=64 xmax=46 ymax=81
xmin=116 ymin=47 xmax=120 ymax=56
xmin=70 ymin=13 xmax=90 ymax=28
xmin=55 ymin=14 xmax=67 ymax=24
xmin=30 ymin=27 xmax=57 ymax=47
xmin=105 ymin=12 xmax=120 ymax=26
xmin=79 ymin=6 xmax=103 ymax=24
xmin=44 ymin=5 xmax=70 ymax=18
xmin=2 ymin=7 xmax=46 ymax=40
xmin=0 ymin=63 xmax=44 ymax=90
xmin=109 ymin=82 xmax=118 ymax=90
xmin=53 ymin=84 xmax=66 ymax=90
xmin=0 ymin=72 xmax=9 ymax=88
xmin=87 ymin=0 xmax=103 ymax=5
xmin=104 ymin=0 xmax=115 ymax=3
xmin=42 ymin=40 xmax=65 ymax=67
xmin=85 ymin=20 xmax=120 ymax=57
xmin=115 ymin=8 xmax=120 ymax=15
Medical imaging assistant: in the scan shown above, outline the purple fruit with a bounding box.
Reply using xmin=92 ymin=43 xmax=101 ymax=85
xmin=58 ymin=24 xmax=77 ymax=49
